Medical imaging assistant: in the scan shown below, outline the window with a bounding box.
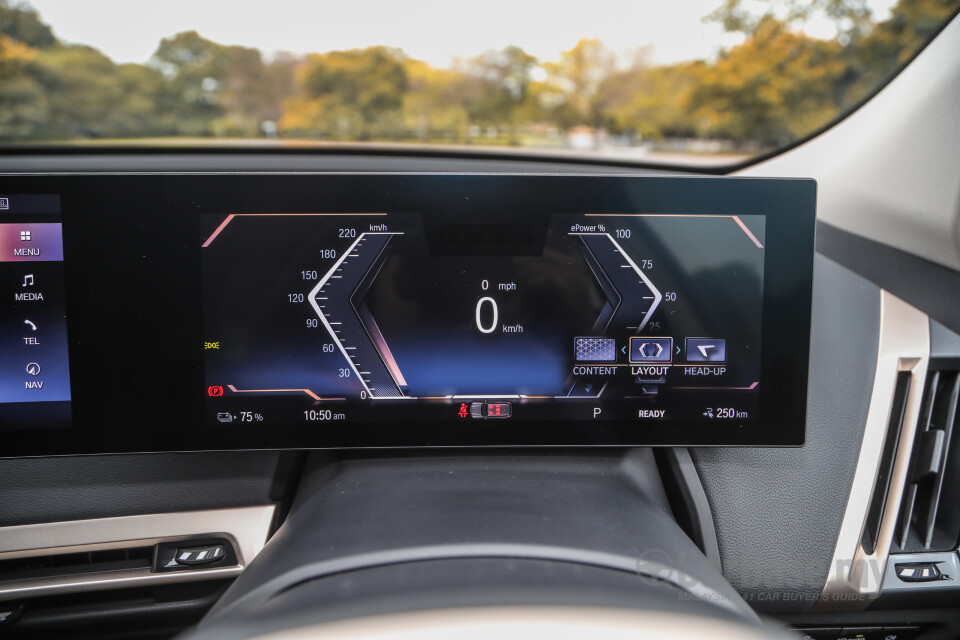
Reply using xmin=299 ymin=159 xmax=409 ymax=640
xmin=0 ymin=0 xmax=957 ymax=165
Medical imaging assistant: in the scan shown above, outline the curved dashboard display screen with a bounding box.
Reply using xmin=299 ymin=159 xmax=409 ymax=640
xmin=0 ymin=174 xmax=814 ymax=454
xmin=203 ymin=212 xmax=766 ymax=426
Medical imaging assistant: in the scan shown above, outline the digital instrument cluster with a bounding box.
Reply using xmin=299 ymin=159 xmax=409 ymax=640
xmin=0 ymin=174 xmax=815 ymax=454
xmin=202 ymin=212 xmax=766 ymax=429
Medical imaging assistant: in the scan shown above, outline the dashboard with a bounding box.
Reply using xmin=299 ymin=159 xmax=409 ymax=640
xmin=0 ymin=174 xmax=815 ymax=454
xmin=2 ymin=15 xmax=960 ymax=639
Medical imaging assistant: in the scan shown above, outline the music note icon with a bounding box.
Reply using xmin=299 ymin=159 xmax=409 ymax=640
xmin=22 ymin=274 xmax=34 ymax=287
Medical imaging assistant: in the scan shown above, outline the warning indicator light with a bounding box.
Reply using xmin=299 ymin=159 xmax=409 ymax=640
xmin=486 ymin=402 xmax=511 ymax=417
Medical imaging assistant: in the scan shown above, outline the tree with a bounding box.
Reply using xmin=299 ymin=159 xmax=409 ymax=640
xmin=598 ymin=62 xmax=703 ymax=140
xmin=0 ymin=0 xmax=956 ymax=150
xmin=543 ymin=38 xmax=615 ymax=128
xmin=149 ymin=31 xmax=231 ymax=135
xmin=31 ymin=45 xmax=168 ymax=138
xmin=0 ymin=0 xmax=56 ymax=48
xmin=149 ymin=30 xmax=296 ymax=137
xmin=280 ymin=47 xmax=407 ymax=139
xmin=0 ymin=32 xmax=46 ymax=140
xmin=842 ymin=0 xmax=958 ymax=106
xmin=402 ymin=59 xmax=470 ymax=141
xmin=462 ymin=46 xmax=538 ymax=125
xmin=706 ymin=0 xmax=875 ymax=44
xmin=689 ymin=16 xmax=848 ymax=146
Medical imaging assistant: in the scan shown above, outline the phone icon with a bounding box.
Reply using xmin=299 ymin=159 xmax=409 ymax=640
xmin=24 ymin=320 xmax=37 ymax=331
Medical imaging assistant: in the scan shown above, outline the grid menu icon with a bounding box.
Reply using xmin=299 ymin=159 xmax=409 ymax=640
xmin=575 ymin=337 xmax=617 ymax=362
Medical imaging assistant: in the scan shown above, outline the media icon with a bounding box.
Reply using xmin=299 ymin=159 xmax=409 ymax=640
xmin=22 ymin=274 xmax=33 ymax=287
xmin=575 ymin=337 xmax=616 ymax=362
xmin=629 ymin=337 xmax=673 ymax=363
xmin=685 ymin=338 xmax=727 ymax=363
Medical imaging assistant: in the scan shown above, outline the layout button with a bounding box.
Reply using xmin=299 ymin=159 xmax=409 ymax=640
xmin=629 ymin=337 xmax=673 ymax=363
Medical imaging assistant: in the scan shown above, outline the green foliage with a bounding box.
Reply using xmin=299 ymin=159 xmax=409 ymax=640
xmin=29 ymin=46 xmax=161 ymax=138
xmin=282 ymin=47 xmax=407 ymax=139
xmin=597 ymin=62 xmax=703 ymax=140
xmin=0 ymin=0 xmax=55 ymax=48
xmin=462 ymin=45 xmax=537 ymax=124
xmin=706 ymin=0 xmax=875 ymax=43
xmin=688 ymin=16 xmax=850 ymax=145
xmin=0 ymin=33 xmax=45 ymax=140
xmin=401 ymin=59 xmax=470 ymax=140
xmin=543 ymin=38 xmax=615 ymax=127
xmin=0 ymin=0 xmax=956 ymax=150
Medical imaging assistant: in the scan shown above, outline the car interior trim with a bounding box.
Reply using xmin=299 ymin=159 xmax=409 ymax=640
xmin=0 ymin=564 xmax=243 ymax=602
xmin=203 ymin=542 xmax=752 ymax=623
xmin=236 ymin=605 xmax=792 ymax=640
xmin=817 ymin=291 xmax=930 ymax=610
xmin=0 ymin=505 xmax=275 ymax=601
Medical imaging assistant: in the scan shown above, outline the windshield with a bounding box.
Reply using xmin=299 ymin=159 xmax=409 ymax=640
xmin=0 ymin=0 xmax=957 ymax=165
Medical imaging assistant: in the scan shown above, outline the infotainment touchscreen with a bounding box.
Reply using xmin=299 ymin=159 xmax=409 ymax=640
xmin=0 ymin=174 xmax=815 ymax=454
xmin=0 ymin=195 xmax=72 ymax=432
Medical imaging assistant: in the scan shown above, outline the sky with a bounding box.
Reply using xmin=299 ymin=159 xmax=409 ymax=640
xmin=24 ymin=0 xmax=897 ymax=68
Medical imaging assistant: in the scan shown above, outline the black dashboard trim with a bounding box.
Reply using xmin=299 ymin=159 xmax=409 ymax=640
xmin=816 ymin=221 xmax=960 ymax=335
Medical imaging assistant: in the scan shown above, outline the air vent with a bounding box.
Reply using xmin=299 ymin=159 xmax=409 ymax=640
xmin=0 ymin=547 xmax=154 ymax=583
xmin=861 ymin=371 xmax=911 ymax=554
xmin=895 ymin=361 xmax=960 ymax=552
